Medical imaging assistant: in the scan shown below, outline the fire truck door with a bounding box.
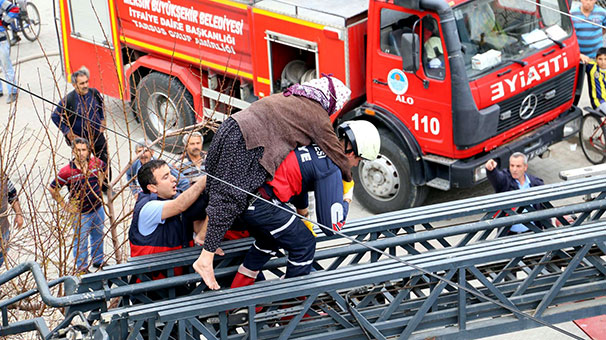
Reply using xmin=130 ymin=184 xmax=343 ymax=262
xmin=58 ymin=0 xmax=123 ymax=98
xmin=370 ymin=7 xmax=450 ymax=152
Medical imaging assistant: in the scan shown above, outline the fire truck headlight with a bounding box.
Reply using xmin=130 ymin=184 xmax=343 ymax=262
xmin=563 ymin=117 xmax=581 ymax=138
xmin=474 ymin=165 xmax=487 ymax=182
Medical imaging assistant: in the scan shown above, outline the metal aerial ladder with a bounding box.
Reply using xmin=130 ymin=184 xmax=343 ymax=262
xmin=2 ymin=174 xmax=606 ymax=339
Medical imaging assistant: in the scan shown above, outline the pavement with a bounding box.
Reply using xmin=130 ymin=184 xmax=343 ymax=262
xmin=0 ymin=0 xmax=598 ymax=338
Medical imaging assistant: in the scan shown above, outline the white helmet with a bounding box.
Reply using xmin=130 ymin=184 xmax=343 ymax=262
xmin=337 ymin=120 xmax=381 ymax=160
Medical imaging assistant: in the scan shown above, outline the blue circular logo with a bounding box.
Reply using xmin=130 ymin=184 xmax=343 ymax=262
xmin=387 ymin=69 xmax=409 ymax=95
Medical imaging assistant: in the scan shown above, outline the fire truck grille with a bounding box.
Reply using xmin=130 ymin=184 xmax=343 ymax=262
xmin=496 ymin=67 xmax=576 ymax=134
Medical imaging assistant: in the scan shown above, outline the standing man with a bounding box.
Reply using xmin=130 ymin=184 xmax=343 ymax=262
xmin=0 ymin=174 xmax=24 ymax=266
xmin=48 ymin=138 xmax=106 ymax=273
xmin=51 ymin=66 xmax=110 ymax=191
xmin=126 ymin=139 xmax=189 ymax=198
xmin=0 ymin=0 xmax=19 ymax=104
xmin=177 ymin=132 xmax=206 ymax=181
xmin=203 ymin=121 xmax=380 ymax=290
xmin=485 ymin=152 xmax=544 ymax=234
xmin=571 ymin=0 xmax=606 ymax=64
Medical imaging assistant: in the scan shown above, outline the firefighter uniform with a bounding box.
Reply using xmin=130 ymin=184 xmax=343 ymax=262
xmin=237 ymin=144 xmax=350 ymax=280
xmin=129 ymin=192 xmax=207 ymax=257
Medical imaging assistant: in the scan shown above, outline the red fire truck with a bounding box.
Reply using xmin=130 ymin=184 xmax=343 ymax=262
xmin=55 ymin=0 xmax=582 ymax=213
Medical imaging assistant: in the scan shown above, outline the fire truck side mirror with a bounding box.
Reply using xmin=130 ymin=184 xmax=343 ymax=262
xmin=401 ymin=32 xmax=419 ymax=73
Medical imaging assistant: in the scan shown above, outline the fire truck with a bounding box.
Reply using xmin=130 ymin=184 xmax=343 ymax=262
xmin=55 ymin=0 xmax=583 ymax=213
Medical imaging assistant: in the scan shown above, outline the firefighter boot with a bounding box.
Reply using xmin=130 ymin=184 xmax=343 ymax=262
xmin=230 ymin=272 xmax=256 ymax=288
xmin=230 ymin=265 xmax=263 ymax=314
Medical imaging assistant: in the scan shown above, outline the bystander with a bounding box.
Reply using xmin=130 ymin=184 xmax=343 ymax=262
xmin=0 ymin=0 xmax=19 ymax=104
xmin=587 ymin=47 xmax=606 ymax=110
xmin=485 ymin=153 xmax=544 ymax=234
xmin=48 ymin=138 xmax=106 ymax=273
xmin=176 ymin=132 xmax=206 ymax=181
xmin=126 ymin=140 xmax=189 ymax=198
xmin=571 ymin=0 xmax=606 ymax=64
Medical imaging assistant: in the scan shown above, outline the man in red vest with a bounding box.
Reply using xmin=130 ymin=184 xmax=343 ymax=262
xmin=129 ymin=160 xmax=213 ymax=262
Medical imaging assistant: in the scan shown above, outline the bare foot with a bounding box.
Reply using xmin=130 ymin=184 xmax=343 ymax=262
xmin=193 ymin=249 xmax=220 ymax=290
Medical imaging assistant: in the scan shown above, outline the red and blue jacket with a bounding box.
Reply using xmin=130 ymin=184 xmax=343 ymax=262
xmin=267 ymin=144 xmax=349 ymax=235
xmin=50 ymin=157 xmax=105 ymax=213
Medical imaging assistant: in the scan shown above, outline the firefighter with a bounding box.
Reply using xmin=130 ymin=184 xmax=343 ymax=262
xmin=129 ymin=160 xmax=210 ymax=264
xmin=227 ymin=120 xmax=380 ymax=288
xmin=193 ymin=75 xmax=355 ymax=289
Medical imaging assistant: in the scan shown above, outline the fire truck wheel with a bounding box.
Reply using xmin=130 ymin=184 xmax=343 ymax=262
xmin=352 ymin=129 xmax=427 ymax=213
xmin=135 ymin=73 xmax=195 ymax=154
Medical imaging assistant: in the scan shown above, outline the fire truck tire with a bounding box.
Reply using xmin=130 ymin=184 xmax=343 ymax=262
xmin=352 ymin=129 xmax=427 ymax=213
xmin=580 ymin=113 xmax=606 ymax=164
xmin=135 ymin=73 xmax=195 ymax=154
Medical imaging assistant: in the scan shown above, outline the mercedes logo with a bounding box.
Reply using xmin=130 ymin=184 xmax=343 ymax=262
xmin=519 ymin=94 xmax=538 ymax=120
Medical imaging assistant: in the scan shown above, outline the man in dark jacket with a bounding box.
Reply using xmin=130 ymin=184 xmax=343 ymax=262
xmin=485 ymin=152 xmax=544 ymax=234
xmin=51 ymin=66 xmax=110 ymax=191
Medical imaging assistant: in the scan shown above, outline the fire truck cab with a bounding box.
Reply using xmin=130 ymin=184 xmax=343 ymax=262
xmin=55 ymin=0 xmax=582 ymax=213
xmin=351 ymin=0 xmax=581 ymax=212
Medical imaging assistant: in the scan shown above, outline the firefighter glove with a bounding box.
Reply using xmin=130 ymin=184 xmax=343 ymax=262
xmin=343 ymin=180 xmax=354 ymax=201
xmin=303 ymin=219 xmax=317 ymax=237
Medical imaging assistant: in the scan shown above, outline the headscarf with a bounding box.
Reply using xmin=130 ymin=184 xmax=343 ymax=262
xmin=283 ymin=75 xmax=352 ymax=114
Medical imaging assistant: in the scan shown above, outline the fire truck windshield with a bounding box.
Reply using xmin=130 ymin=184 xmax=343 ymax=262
xmin=453 ymin=0 xmax=572 ymax=79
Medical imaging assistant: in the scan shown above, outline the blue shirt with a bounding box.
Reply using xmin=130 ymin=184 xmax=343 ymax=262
xmin=510 ymin=174 xmax=531 ymax=233
xmin=138 ymin=200 xmax=166 ymax=236
xmin=571 ymin=3 xmax=606 ymax=58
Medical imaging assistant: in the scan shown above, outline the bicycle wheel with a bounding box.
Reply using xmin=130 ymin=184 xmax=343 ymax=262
xmin=580 ymin=113 xmax=606 ymax=164
xmin=21 ymin=2 xmax=40 ymax=42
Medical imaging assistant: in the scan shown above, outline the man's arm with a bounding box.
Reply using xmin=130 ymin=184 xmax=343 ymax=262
xmin=51 ymin=97 xmax=76 ymax=141
xmin=161 ymin=176 xmax=206 ymax=220
xmin=47 ymin=184 xmax=78 ymax=214
xmin=96 ymin=160 xmax=106 ymax=189
xmin=485 ymin=159 xmax=508 ymax=193
xmin=126 ymin=165 xmax=138 ymax=194
xmin=580 ymin=53 xmax=592 ymax=64
xmin=51 ymin=100 xmax=70 ymax=134
xmin=11 ymin=200 xmax=23 ymax=229
xmin=6 ymin=180 xmax=23 ymax=228
xmin=93 ymin=89 xmax=106 ymax=133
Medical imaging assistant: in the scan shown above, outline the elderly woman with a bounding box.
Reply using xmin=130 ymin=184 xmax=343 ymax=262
xmin=193 ymin=75 xmax=352 ymax=289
